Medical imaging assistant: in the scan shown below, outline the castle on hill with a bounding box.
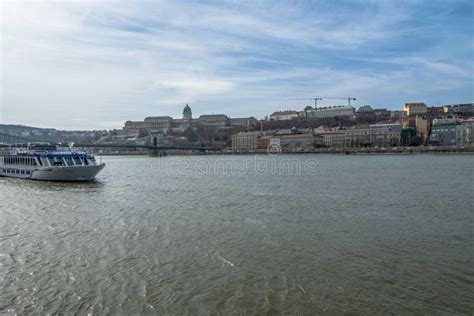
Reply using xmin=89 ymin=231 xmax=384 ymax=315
xmin=123 ymin=104 xmax=257 ymax=136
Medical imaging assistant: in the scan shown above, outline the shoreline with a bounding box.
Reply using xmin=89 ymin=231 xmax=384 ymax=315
xmin=95 ymin=146 xmax=474 ymax=156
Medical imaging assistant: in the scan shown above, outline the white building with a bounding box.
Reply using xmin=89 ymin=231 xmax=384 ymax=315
xmin=305 ymin=105 xmax=355 ymax=119
xmin=432 ymin=117 xmax=457 ymax=125
xmin=269 ymin=110 xmax=299 ymax=121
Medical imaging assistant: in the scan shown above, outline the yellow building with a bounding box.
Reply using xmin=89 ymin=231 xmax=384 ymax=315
xmin=232 ymin=132 xmax=259 ymax=152
xmin=403 ymin=103 xmax=428 ymax=116
xmin=415 ymin=115 xmax=429 ymax=142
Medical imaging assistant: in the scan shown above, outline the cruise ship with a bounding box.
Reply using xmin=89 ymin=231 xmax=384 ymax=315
xmin=0 ymin=143 xmax=105 ymax=182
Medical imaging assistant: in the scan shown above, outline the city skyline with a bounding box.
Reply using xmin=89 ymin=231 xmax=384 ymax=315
xmin=1 ymin=0 xmax=473 ymax=130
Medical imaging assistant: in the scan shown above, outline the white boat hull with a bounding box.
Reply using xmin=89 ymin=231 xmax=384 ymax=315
xmin=1 ymin=164 xmax=105 ymax=182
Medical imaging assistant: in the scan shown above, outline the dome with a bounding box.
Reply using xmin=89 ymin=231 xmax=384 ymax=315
xmin=183 ymin=104 xmax=192 ymax=120
xmin=183 ymin=104 xmax=192 ymax=115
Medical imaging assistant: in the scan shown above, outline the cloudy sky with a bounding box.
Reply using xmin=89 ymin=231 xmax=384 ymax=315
xmin=1 ymin=0 xmax=473 ymax=130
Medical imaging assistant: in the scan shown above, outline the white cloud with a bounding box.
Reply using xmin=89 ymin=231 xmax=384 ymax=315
xmin=1 ymin=0 xmax=472 ymax=129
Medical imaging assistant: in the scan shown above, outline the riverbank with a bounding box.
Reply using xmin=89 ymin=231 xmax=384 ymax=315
xmin=93 ymin=146 xmax=474 ymax=156
xmin=233 ymin=146 xmax=474 ymax=155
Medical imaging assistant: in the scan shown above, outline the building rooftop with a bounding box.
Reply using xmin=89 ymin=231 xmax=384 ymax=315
xmin=313 ymin=105 xmax=354 ymax=111
xmin=404 ymin=102 xmax=427 ymax=107
xmin=234 ymin=131 xmax=260 ymax=137
xmin=369 ymin=123 xmax=402 ymax=128
xmin=357 ymin=105 xmax=373 ymax=112
xmin=442 ymin=103 xmax=474 ymax=108
xmin=144 ymin=116 xmax=173 ymax=121
xmin=279 ymin=133 xmax=313 ymax=138
xmin=183 ymin=104 xmax=192 ymax=114
xmin=270 ymin=110 xmax=299 ymax=116
xmin=199 ymin=114 xmax=228 ymax=118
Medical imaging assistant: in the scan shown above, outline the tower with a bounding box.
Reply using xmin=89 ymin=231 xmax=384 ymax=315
xmin=183 ymin=104 xmax=192 ymax=120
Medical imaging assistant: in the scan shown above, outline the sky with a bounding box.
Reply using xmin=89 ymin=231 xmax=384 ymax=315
xmin=1 ymin=0 xmax=473 ymax=130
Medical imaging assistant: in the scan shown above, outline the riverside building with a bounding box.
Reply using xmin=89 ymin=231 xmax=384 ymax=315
xmin=318 ymin=131 xmax=346 ymax=148
xmin=431 ymin=121 xmax=457 ymax=146
xmin=344 ymin=124 xmax=402 ymax=148
xmin=456 ymin=119 xmax=474 ymax=146
xmin=231 ymin=131 xmax=260 ymax=152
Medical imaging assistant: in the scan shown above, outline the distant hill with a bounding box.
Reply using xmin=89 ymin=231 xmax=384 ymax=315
xmin=0 ymin=124 xmax=108 ymax=143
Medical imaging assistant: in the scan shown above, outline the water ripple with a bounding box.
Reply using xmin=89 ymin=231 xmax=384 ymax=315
xmin=0 ymin=155 xmax=473 ymax=314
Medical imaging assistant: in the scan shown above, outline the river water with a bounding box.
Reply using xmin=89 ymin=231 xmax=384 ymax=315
xmin=1 ymin=154 xmax=473 ymax=314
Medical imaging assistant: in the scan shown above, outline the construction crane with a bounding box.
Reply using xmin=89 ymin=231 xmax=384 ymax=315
xmin=322 ymin=97 xmax=357 ymax=107
xmin=288 ymin=97 xmax=323 ymax=108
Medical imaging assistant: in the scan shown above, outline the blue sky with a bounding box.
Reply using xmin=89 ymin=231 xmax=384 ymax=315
xmin=1 ymin=0 xmax=473 ymax=130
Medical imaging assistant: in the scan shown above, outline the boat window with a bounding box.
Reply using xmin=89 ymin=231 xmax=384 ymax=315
xmin=83 ymin=157 xmax=89 ymax=165
xmin=53 ymin=158 xmax=65 ymax=166
xmin=73 ymin=157 xmax=82 ymax=165
xmin=64 ymin=156 xmax=74 ymax=166
xmin=48 ymin=157 xmax=55 ymax=166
